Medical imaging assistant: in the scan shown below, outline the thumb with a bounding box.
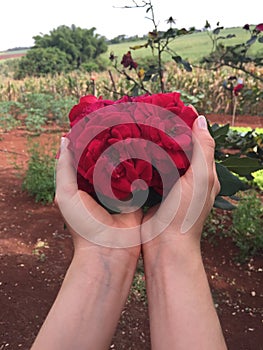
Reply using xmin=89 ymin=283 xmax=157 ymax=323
xmin=149 ymin=115 xmax=218 ymax=235
xmin=190 ymin=115 xmax=216 ymax=176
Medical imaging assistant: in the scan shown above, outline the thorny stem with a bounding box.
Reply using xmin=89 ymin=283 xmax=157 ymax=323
xmin=117 ymin=0 xmax=165 ymax=92
xmin=146 ymin=1 xmax=165 ymax=92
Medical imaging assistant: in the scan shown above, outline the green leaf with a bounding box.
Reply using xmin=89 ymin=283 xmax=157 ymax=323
xmin=220 ymin=157 xmax=263 ymax=176
xmin=213 ymin=123 xmax=230 ymax=138
xmin=258 ymin=37 xmax=263 ymax=43
xmin=163 ymin=28 xmax=176 ymax=38
xmin=226 ymin=34 xmax=236 ymax=39
xmin=216 ymin=163 xmax=247 ymax=196
xmin=181 ymin=60 xmax=192 ymax=72
xmin=205 ymin=20 xmax=211 ymax=29
xmin=214 ymin=196 xmax=236 ymax=210
xmin=172 ymin=55 xmax=182 ymax=63
xmin=213 ymin=26 xmax=224 ymax=35
xmin=129 ymin=43 xmax=148 ymax=50
xmin=246 ymin=35 xmax=257 ymax=46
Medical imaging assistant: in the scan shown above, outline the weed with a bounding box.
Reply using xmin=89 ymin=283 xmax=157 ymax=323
xmin=231 ymin=190 xmax=263 ymax=261
xmin=202 ymin=209 xmax=231 ymax=244
xmin=131 ymin=269 xmax=147 ymax=304
xmin=22 ymin=140 xmax=56 ymax=203
xmin=0 ymin=101 xmax=23 ymax=131
xmin=130 ymin=258 xmax=147 ymax=303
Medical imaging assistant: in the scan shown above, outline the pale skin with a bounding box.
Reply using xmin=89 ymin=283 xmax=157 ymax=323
xmin=30 ymin=115 xmax=227 ymax=350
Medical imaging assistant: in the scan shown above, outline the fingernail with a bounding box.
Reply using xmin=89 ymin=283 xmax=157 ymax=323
xmin=197 ymin=115 xmax=207 ymax=129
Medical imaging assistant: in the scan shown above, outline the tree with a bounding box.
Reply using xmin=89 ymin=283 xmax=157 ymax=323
xmin=15 ymin=25 xmax=108 ymax=77
xmin=33 ymin=25 xmax=107 ymax=69
xmin=14 ymin=47 xmax=70 ymax=79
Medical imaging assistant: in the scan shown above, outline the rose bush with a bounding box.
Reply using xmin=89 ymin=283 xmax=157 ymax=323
xmin=66 ymin=92 xmax=198 ymax=208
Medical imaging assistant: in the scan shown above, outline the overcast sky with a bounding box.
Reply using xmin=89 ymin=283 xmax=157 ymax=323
xmin=1 ymin=0 xmax=262 ymax=51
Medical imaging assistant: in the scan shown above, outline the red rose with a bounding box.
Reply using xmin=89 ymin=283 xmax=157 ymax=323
xmin=69 ymin=95 xmax=114 ymax=128
xmin=120 ymin=51 xmax=138 ymax=70
xmin=255 ymin=23 xmax=263 ymax=32
xmin=66 ymin=92 xmax=198 ymax=207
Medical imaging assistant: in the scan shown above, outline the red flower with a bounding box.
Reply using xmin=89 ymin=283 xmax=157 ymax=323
xmin=121 ymin=51 xmax=138 ymax=70
xmin=66 ymin=92 xmax=198 ymax=206
xmin=68 ymin=95 xmax=114 ymax=128
xmin=255 ymin=23 xmax=263 ymax=32
xmin=233 ymin=83 xmax=244 ymax=96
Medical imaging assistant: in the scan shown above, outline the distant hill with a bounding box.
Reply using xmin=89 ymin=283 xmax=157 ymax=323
xmin=6 ymin=47 xmax=31 ymax=52
xmin=1 ymin=27 xmax=262 ymax=65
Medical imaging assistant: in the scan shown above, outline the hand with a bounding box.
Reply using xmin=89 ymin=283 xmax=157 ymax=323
xmin=141 ymin=115 xmax=220 ymax=249
xmin=31 ymin=137 xmax=143 ymax=350
xmin=140 ymin=116 xmax=227 ymax=350
xmin=55 ymin=136 xmax=142 ymax=256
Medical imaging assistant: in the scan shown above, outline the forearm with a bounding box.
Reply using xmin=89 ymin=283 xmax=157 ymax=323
xmin=31 ymin=247 xmax=138 ymax=350
xmin=143 ymin=238 xmax=227 ymax=350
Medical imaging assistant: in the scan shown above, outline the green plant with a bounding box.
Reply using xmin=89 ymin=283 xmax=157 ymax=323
xmin=21 ymin=93 xmax=54 ymax=131
xmin=208 ymin=122 xmax=263 ymax=209
xmin=0 ymin=101 xmax=23 ymax=131
xmin=48 ymin=96 xmax=78 ymax=125
xmin=203 ymin=209 xmax=230 ymax=244
xmin=32 ymin=239 xmax=50 ymax=262
xmin=252 ymin=169 xmax=263 ymax=190
xmin=15 ymin=25 xmax=108 ymax=78
xmin=231 ymin=190 xmax=263 ymax=260
xmin=109 ymin=0 xmax=195 ymax=94
xmin=22 ymin=141 xmax=56 ymax=203
xmin=14 ymin=47 xmax=71 ymax=79
xmin=202 ymin=23 xmax=263 ymax=82
xmin=25 ymin=109 xmax=47 ymax=132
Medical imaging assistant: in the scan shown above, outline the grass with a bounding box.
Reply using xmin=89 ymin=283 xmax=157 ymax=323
xmin=231 ymin=126 xmax=263 ymax=133
xmin=1 ymin=27 xmax=262 ymax=66
xmin=1 ymin=27 xmax=262 ymax=73
xmin=104 ymin=27 xmax=263 ymax=64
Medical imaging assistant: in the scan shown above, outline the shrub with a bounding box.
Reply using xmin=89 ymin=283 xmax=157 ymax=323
xmin=48 ymin=96 xmax=78 ymax=125
xmin=14 ymin=47 xmax=70 ymax=79
xmin=231 ymin=190 xmax=263 ymax=260
xmin=22 ymin=141 xmax=56 ymax=203
xmin=0 ymin=101 xmax=23 ymax=131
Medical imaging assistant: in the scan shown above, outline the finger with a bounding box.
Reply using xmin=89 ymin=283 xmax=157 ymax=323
xmin=144 ymin=115 xmax=217 ymax=236
xmin=55 ymin=138 xmax=141 ymax=248
xmin=55 ymin=137 xmax=112 ymax=225
xmin=55 ymin=137 xmax=78 ymax=201
xmin=189 ymin=115 xmax=216 ymax=185
xmin=180 ymin=115 xmax=218 ymax=232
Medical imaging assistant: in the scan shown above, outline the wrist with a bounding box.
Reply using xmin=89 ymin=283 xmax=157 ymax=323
xmin=72 ymin=244 xmax=140 ymax=282
xmin=142 ymin=231 xmax=202 ymax=276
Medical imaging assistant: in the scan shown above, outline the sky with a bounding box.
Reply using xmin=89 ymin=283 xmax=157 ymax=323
xmin=0 ymin=0 xmax=262 ymax=52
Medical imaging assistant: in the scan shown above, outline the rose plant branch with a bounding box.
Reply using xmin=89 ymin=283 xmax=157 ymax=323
xmin=109 ymin=0 xmax=195 ymax=96
xmin=108 ymin=53 xmax=151 ymax=95
xmin=201 ymin=22 xmax=263 ymax=83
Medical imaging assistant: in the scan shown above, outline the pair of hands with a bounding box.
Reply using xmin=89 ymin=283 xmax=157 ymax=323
xmin=31 ymin=115 xmax=224 ymax=350
xmin=55 ymin=115 xmax=219 ymax=260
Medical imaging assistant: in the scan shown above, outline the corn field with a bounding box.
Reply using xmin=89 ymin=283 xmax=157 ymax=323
xmin=0 ymin=61 xmax=262 ymax=118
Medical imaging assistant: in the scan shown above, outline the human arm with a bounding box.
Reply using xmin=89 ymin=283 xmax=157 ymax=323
xmin=142 ymin=116 xmax=227 ymax=349
xmin=31 ymin=137 xmax=142 ymax=350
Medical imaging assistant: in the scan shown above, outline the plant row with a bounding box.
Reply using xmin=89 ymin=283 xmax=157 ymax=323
xmin=0 ymin=64 xmax=262 ymax=129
